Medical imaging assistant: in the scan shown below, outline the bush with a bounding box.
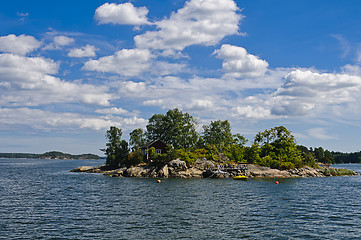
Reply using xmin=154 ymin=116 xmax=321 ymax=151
xmin=148 ymin=147 xmax=170 ymax=166
xmin=127 ymin=149 xmax=144 ymax=166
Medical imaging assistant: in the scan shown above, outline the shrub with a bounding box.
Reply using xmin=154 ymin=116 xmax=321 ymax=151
xmin=127 ymin=149 xmax=144 ymax=166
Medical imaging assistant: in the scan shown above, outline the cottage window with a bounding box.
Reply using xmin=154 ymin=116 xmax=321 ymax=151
xmin=156 ymin=149 xmax=162 ymax=154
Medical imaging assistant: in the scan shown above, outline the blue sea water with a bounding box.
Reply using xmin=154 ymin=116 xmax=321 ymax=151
xmin=0 ymin=159 xmax=360 ymax=240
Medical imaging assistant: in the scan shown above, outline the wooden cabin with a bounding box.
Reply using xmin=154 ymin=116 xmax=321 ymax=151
xmin=140 ymin=139 xmax=167 ymax=161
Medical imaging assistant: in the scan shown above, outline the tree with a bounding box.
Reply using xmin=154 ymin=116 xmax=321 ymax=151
xmin=203 ymin=120 xmax=233 ymax=152
xmin=146 ymin=108 xmax=199 ymax=150
xmin=314 ymin=147 xmax=324 ymax=162
xmin=101 ymin=126 xmax=129 ymax=169
xmin=129 ymin=128 xmax=146 ymax=152
xmin=254 ymin=126 xmax=303 ymax=168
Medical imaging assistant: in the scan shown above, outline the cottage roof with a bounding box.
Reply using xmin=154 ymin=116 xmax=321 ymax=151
xmin=140 ymin=139 xmax=165 ymax=149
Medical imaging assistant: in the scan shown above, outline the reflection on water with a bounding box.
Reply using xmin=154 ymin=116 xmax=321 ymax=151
xmin=1 ymin=159 xmax=360 ymax=239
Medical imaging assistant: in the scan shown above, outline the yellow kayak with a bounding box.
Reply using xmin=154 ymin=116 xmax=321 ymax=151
xmin=233 ymin=175 xmax=248 ymax=180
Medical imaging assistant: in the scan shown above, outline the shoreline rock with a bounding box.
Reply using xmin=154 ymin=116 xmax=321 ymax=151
xmin=71 ymin=159 xmax=360 ymax=179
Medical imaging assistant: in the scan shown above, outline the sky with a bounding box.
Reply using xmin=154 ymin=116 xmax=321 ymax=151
xmin=1 ymin=0 xmax=361 ymax=155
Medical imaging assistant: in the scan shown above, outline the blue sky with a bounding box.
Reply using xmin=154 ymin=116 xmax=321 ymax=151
xmin=1 ymin=0 xmax=361 ymax=155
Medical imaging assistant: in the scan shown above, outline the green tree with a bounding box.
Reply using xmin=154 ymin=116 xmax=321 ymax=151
xmin=314 ymin=147 xmax=324 ymax=162
xmin=254 ymin=126 xmax=303 ymax=168
xmin=244 ymin=143 xmax=261 ymax=164
xmin=101 ymin=126 xmax=129 ymax=169
xmin=146 ymin=108 xmax=198 ymax=150
xmin=324 ymin=150 xmax=334 ymax=164
xmin=203 ymin=120 xmax=233 ymax=152
xmin=129 ymin=128 xmax=147 ymax=152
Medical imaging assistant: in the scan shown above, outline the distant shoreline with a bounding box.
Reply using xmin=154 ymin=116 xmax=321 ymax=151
xmin=0 ymin=151 xmax=102 ymax=160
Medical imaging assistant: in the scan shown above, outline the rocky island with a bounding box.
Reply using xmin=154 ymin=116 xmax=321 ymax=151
xmin=71 ymin=158 xmax=359 ymax=179
xmin=72 ymin=109 xmax=360 ymax=180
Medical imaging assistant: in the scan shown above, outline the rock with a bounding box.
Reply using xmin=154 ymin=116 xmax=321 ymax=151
xmin=168 ymin=159 xmax=187 ymax=171
xmin=70 ymin=166 xmax=95 ymax=172
xmin=158 ymin=165 xmax=169 ymax=178
xmin=194 ymin=158 xmax=215 ymax=170
xmin=124 ymin=166 xmax=146 ymax=177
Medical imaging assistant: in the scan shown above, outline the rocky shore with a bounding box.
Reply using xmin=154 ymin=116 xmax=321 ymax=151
xmin=71 ymin=158 xmax=360 ymax=179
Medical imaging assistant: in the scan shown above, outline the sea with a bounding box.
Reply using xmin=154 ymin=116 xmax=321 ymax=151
xmin=0 ymin=158 xmax=360 ymax=240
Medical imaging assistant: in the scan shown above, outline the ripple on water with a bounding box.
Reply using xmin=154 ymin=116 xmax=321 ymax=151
xmin=1 ymin=160 xmax=361 ymax=239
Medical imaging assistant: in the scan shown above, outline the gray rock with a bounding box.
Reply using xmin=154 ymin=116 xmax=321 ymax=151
xmin=70 ymin=166 xmax=95 ymax=172
xmin=194 ymin=158 xmax=215 ymax=170
xmin=158 ymin=165 xmax=169 ymax=178
xmin=168 ymin=159 xmax=187 ymax=171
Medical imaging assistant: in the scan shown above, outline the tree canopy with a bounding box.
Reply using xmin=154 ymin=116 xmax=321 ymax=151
xmin=101 ymin=126 xmax=129 ymax=169
xmin=146 ymin=108 xmax=198 ymax=150
xmin=100 ymin=109 xmax=345 ymax=170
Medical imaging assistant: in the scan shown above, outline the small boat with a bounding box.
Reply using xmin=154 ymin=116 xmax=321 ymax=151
xmin=233 ymin=175 xmax=248 ymax=180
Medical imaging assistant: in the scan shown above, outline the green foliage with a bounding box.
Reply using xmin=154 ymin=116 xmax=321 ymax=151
xmin=129 ymin=128 xmax=146 ymax=152
xmin=146 ymin=108 xmax=199 ymax=150
xmin=314 ymin=147 xmax=325 ymax=162
xmin=333 ymin=151 xmax=361 ymax=163
xmin=244 ymin=143 xmax=261 ymax=164
xmin=321 ymin=168 xmax=354 ymax=176
xmin=223 ymin=144 xmax=246 ymax=163
xmin=254 ymin=126 xmax=304 ymax=169
xmin=127 ymin=148 xmax=144 ymax=166
xmin=203 ymin=120 xmax=233 ymax=152
xmin=102 ymin=126 xmax=129 ymax=169
xmin=148 ymin=147 xmax=169 ymax=166
xmin=102 ymin=109 xmax=350 ymax=171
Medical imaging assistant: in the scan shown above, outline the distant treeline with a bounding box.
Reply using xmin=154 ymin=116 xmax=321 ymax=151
xmin=0 ymin=151 xmax=101 ymax=160
xmin=332 ymin=151 xmax=361 ymax=164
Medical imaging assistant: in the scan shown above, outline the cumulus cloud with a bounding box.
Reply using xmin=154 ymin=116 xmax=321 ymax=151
xmin=134 ymin=0 xmax=242 ymax=51
xmin=95 ymin=107 xmax=129 ymax=115
xmin=83 ymin=48 xmax=152 ymax=76
xmin=68 ymin=44 xmax=97 ymax=57
xmin=43 ymin=35 xmax=75 ymax=50
xmin=215 ymin=44 xmax=269 ymax=78
xmin=54 ymin=36 xmax=74 ymax=46
xmin=269 ymin=69 xmax=361 ymax=116
xmin=232 ymin=106 xmax=271 ymax=119
xmin=0 ymin=53 xmax=111 ymax=107
xmin=143 ymin=99 xmax=164 ymax=106
xmin=0 ymin=34 xmax=41 ymax=55
xmin=95 ymin=2 xmax=150 ymax=25
xmin=150 ymin=61 xmax=187 ymax=76
xmin=187 ymin=99 xmax=214 ymax=110
xmin=0 ymin=107 xmax=147 ymax=132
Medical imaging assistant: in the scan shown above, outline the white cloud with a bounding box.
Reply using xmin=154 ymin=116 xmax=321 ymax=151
xmin=121 ymin=81 xmax=147 ymax=93
xmin=134 ymin=0 xmax=242 ymax=51
xmin=232 ymin=106 xmax=271 ymax=119
xmin=187 ymin=99 xmax=214 ymax=110
xmin=83 ymin=48 xmax=152 ymax=76
xmin=43 ymin=35 xmax=75 ymax=50
xmin=0 ymin=53 xmax=111 ymax=107
xmin=95 ymin=2 xmax=150 ymax=25
xmin=150 ymin=61 xmax=187 ymax=76
xmin=54 ymin=36 xmax=74 ymax=46
xmin=0 ymin=107 xmax=147 ymax=132
xmin=269 ymin=69 xmax=361 ymax=116
xmin=143 ymin=99 xmax=164 ymax=106
xmin=307 ymin=128 xmax=337 ymax=140
xmin=68 ymin=44 xmax=97 ymax=57
xmin=95 ymin=107 xmax=129 ymax=115
xmin=215 ymin=44 xmax=269 ymax=78
xmin=0 ymin=34 xmax=41 ymax=55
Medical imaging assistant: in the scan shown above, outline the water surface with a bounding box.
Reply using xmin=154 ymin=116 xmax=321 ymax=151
xmin=1 ymin=159 xmax=360 ymax=239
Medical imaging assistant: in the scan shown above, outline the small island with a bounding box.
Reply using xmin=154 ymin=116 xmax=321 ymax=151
xmin=72 ymin=108 xmax=360 ymax=179
xmin=1 ymin=151 xmax=101 ymax=160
